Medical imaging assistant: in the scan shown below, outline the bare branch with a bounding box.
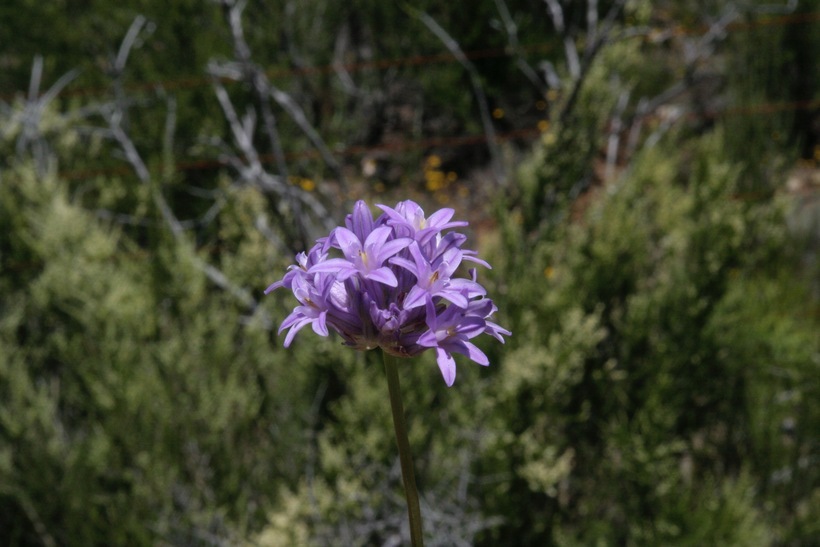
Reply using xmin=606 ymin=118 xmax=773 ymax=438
xmin=216 ymin=0 xmax=348 ymax=195
xmin=493 ymin=0 xmax=547 ymax=95
xmin=211 ymin=0 xmax=350 ymax=249
xmin=543 ymin=0 xmax=580 ymax=79
xmin=210 ymin=71 xmax=335 ymax=240
xmin=27 ymin=55 xmax=43 ymax=102
xmin=5 ymin=57 xmax=79 ymax=176
xmin=587 ymin=0 xmax=599 ymax=46
xmin=268 ymin=84 xmax=343 ymax=185
xmin=103 ymin=104 xmax=150 ymax=182
xmin=411 ymin=8 xmax=506 ymax=185
xmin=332 ymin=23 xmax=360 ymax=96
xmin=98 ymin=17 xmax=266 ymax=318
xmin=38 ymin=68 xmax=81 ymax=107
xmin=538 ymin=60 xmax=563 ymax=90
xmin=114 ymin=15 xmax=147 ymax=75
xmin=605 ymin=88 xmax=630 ymax=182
xmin=556 ymin=0 xmax=627 ymax=123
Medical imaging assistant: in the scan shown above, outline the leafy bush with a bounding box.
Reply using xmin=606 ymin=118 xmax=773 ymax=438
xmin=483 ymin=128 xmax=818 ymax=545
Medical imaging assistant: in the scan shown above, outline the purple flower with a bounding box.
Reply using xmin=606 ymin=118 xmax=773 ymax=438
xmin=310 ymin=226 xmax=411 ymax=287
xmin=266 ymin=199 xmax=510 ymax=386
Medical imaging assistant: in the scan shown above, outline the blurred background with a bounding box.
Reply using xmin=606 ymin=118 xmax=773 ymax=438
xmin=1 ymin=0 xmax=818 ymax=545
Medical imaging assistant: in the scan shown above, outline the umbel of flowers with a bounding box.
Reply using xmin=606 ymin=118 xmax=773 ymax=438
xmin=266 ymin=199 xmax=510 ymax=386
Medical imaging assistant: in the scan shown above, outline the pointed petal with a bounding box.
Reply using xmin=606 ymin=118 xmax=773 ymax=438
xmin=463 ymin=252 xmax=491 ymax=269
xmin=264 ymin=279 xmax=285 ymax=294
xmin=453 ymin=316 xmax=487 ymax=338
xmin=436 ymin=232 xmax=467 ymax=256
xmin=365 ymin=266 xmax=398 ymax=287
xmin=312 ymin=311 xmax=329 ymax=336
xmin=447 ymin=278 xmax=487 ymax=298
xmin=444 ymin=338 xmax=489 ymax=366
xmin=436 ymin=348 xmax=457 ymax=386
xmin=485 ymin=320 xmax=511 ymax=342
xmin=438 ymin=288 xmax=469 ymax=308
xmin=406 ymin=241 xmax=431 ymax=277
xmin=376 ymin=237 xmax=412 ymax=264
xmin=417 ymin=328 xmax=438 ymax=348
xmin=375 ymin=203 xmax=404 ymax=223
xmin=333 ymin=227 xmax=362 ymax=260
xmin=348 ymin=200 xmax=374 ymax=241
xmin=363 ymin=226 xmax=392 ymax=252
xmin=309 ymin=258 xmax=358 ymax=279
xmin=462 ymin=340 xmax=490 ymax=366
xmin=437 ymin=250 xmax=463 ymax=278
xmin=283 ymin=317 xmax=312 ymax=347
xmin=390 ymin=256 xmax=420 ymax=277
xmin=278 ymin=310 xmax=304 ymax=333
xmin=424 ymin=297 xmax=438 ymax=330
xmin=403 ymin=285 xmax=429 ymax=310
xmin=426 ymin=207 xmax=455 ymax=227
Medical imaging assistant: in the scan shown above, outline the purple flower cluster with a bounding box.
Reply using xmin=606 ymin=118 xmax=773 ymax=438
xmin=265 ymin=200 xmax=510 ymax=386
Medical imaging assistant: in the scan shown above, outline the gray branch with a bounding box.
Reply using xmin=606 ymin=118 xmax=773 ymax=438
xmin=411 ymin=8 xmax=506 ymax=185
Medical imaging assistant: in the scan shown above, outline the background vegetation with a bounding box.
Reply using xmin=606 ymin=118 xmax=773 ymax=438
xmin=1 ymin=0 xmax=818 ymax=545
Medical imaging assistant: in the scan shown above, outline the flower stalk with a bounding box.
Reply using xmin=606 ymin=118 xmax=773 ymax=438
xmin=266 ymin=199 xmax=509 ymax=541
xmin=382 ymin=350 xmax=424 ymax=546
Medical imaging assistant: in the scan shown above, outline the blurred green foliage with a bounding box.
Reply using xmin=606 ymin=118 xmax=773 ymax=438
xmin=1 ymin=0 xmax=818 ymax=546
xmin=491 ymin=128 xmax=818 ymax=544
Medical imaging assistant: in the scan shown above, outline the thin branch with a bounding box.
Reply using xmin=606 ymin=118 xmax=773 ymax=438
xmin=332 ymin=23 xmax=360 ymax=96
xmin=9 ymin=57 xmax=79 ymax=176
xmin=493 ymin=0 xmax=547 ymax=95
xmin=543 ymin=0 xmax=580 ymax=79
xmin=114 ymin=15 xmax=147 ymax=75
xmin=101 ymin=19 xmax=264 ymax=317
xmin=538 ymin=60 xmax=563 ymax=90
xmin=217 ymin=0 xmax=348 ymax=195
xmin=557 ymin=0 xmax=627 ymax=123
xmin=586 ymin=0 xmax=599 ymax=47
xmin=38 ymin=68 xmax=81 ymax=107
xmin=27 ymin=56 xmax=43 ymax=102
xmin=268 ymin=84 xmax=344 ymax=187
xmin=213 ymin=0 xmax=348 ymax=249
xmin=210 ymin=72 xmax=335 ymax=238
xmin=411 ymin=8 xmax=506 ymax=185
xmin=605 ymin=88 xmax=630 ymax=182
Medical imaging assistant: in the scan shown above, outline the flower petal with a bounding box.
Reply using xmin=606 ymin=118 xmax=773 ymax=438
xmin=333 ymin=227 xmax=363 ymax=259
xmin=365 ymin=266 xmax=398 ymax=287
xmin=283 ymin=317 xmax=313 ymax=347
xmin=453 ymin=316 xmax=487 ymax=338
xmin=485 ymin=320 xmax=511 ymax=342
xmin=390 ymin=256 xmax=420 ymax=278
xmin=435 ymin=347 xmax=457 ymax=386
xmin=264 ymin=279 xmax=285 ymax=294
xmin=312 ymin=310 xmax=329 ymax=336
xmin=363 ymin=226 xmax=393 ymax=253
xmin=438 ymin=288 xmax=469 ymax=308
xmin=403 ymin=285 xmax=429 ymax=310
xmin=447 ymin=278 xmax=486 ymax=298
xmin=417 ymin=328 xmax=437 ymax=348
xmin=443 ymin=338 xmax=489 ymax=366
xmin=348 ymin=200 xmax=374 ymax=241
xmin=462 ymin=340 xmax=490 ymax=366
xmin=426 ymin=207 xmax=455 ymax=227
xmin=373 ymin=236 xmax=412 ymax=265
xmin=309 ymin=258 xmax=358 ymax=279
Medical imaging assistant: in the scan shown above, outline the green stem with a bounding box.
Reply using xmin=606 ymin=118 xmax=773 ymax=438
xmin=382 ymin=350 xmax=425 ymax=546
